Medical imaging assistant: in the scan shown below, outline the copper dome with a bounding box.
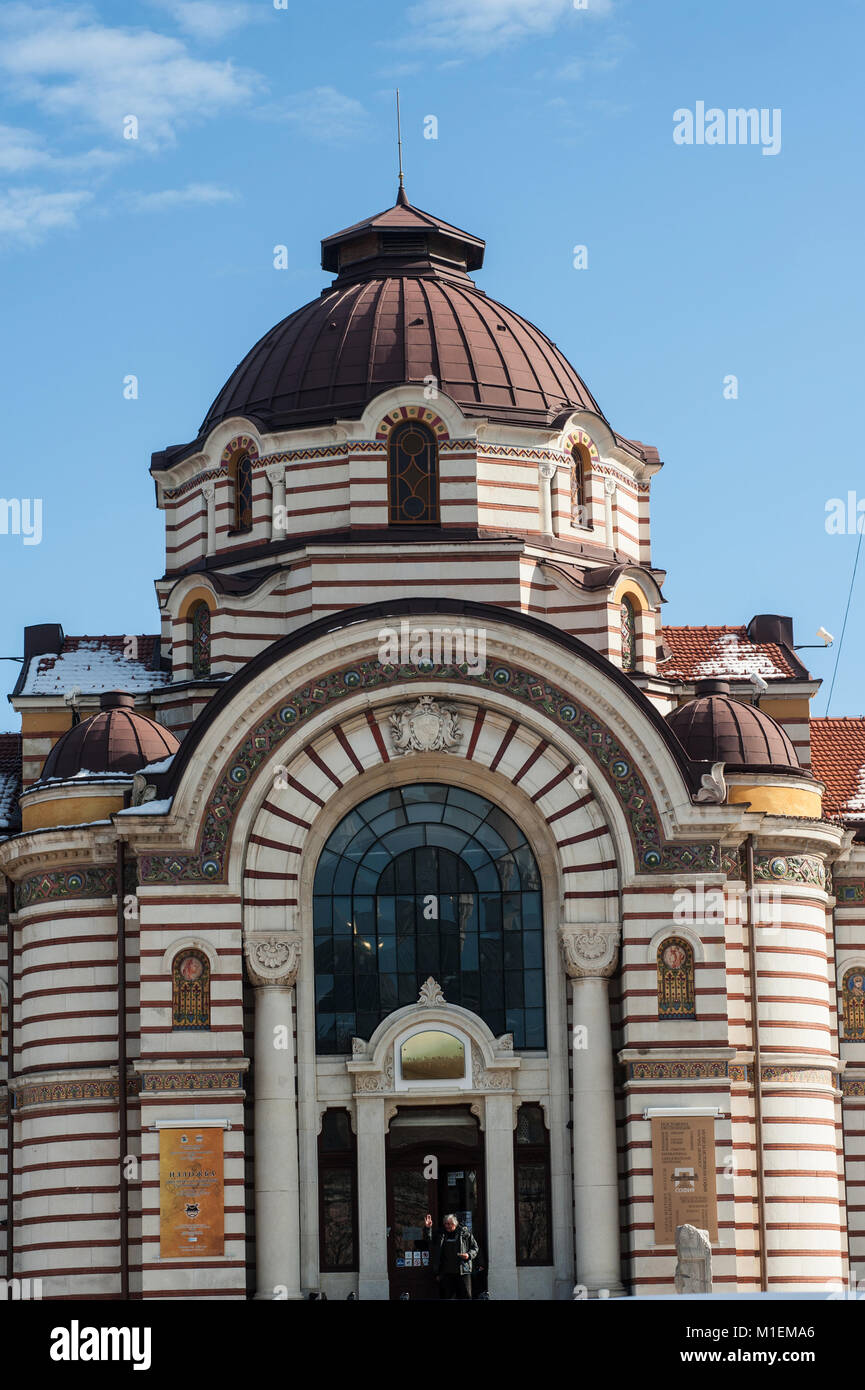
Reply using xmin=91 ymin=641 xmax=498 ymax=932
xmin=40 ymin=691 xmax=179 ymax=781
xmin=167 ymin=194 xmax=604 ymax=455
xmin=667 ymin=680 xmax=799 ymax=771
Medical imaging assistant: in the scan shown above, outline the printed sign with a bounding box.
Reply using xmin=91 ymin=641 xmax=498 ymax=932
xmin=651 ymin=1115 xmax=718 ymax=1244
xmin=159 ymin=1127 xmax=224 ymax=1258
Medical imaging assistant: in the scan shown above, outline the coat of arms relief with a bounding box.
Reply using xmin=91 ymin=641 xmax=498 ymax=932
xmin=388 ymin=696 xmax=463 ymax=755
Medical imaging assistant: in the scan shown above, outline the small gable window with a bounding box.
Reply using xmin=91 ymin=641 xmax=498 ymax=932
xmin=172 ymin=948 xmax=211 ymax=1030
xmin=231 ymin=452 xmax=253 ymax=531
xmin=620 ymin=596 xmax=637 ymax=672
xmin=842 ymin=967 xmax=865 ymax=1039
xmin=657 ymin=936 xmax=696 ymax=1019
xmin=189 ymin=601 xmax=211 ymax=679
xmin=388 ymin=420 xmax=439 ymax=525
xmin=571 ymin=445 xmax=589 ymax=527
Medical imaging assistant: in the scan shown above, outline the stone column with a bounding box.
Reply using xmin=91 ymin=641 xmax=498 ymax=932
xmin=244 ymin=933 xmax=302 ymax=1300
xmin=538 ymin=459 xmax=556 ymax=536
xmin=483 ymin=1093 xmax=520 ymax=1299
xmin=267 ymin=463 xmax=286 ymax=541
xmin=201 ymin=480 xmax=216 ymax=556
xmin=560 ymin=924 xmax=625 ymax=1297
xmin=603 ymin=476 xmax=617 ymax=550
xmin=355 ymin=1094 xmax=390 ymax=1301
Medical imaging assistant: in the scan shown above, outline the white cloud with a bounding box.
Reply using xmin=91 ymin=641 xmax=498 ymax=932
xmin=403 ymin=0 xmax=614 ymax=55
xmin=0 ymin=122 xmax=118 ymax=173
xmin=262 ymin=87 xmax=370 ymax=144
xmin=0 ymin=4 xmax=259 ymax=148
xmin=126 ymin=181 xmax=237 ymax=211
xmin=0 ymin=186 xmax=92 ymax=246
xmin=154 ymin=1 xmax=257 ymax=42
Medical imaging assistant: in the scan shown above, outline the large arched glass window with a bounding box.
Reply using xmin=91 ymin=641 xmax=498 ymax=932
xmin=313 ymin=784 xmax=544 ymax=1053
xmin=189 ymin=601 xmax=211 ymax=678
xmin=388 ymin=420 xmax=439 ymax=524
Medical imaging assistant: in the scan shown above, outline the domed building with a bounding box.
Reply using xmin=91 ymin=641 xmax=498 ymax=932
xmin=1 ymin=191 xmax=864 ymax=1302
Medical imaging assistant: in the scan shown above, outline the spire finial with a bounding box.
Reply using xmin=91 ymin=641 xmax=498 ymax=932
xmin=395 ymin=88 xmax=408 ymax=205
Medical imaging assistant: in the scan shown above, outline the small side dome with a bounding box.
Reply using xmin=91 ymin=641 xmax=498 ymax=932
xmin=40 ymin=691 xmax=179 ymax=781
xmin=667 ymin=679 xmax=799 ymax=771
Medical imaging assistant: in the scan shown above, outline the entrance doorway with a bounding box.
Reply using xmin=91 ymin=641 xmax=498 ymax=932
xmin=386 ymin=1106 xmax=487 ymax=1300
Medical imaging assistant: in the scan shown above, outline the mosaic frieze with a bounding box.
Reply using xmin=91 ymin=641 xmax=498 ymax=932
xmin=140 ymin=1069 xmax=244 ymax=1092
xmin=15 ymin=861 xmax=138 ymax=911
xmin=138 ymin=657 xmax=727 ymax=885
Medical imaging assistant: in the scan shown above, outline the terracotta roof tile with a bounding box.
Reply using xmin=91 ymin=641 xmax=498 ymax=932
xmin=810 ymin=717 xmax=865 ymax=822
xmin=660 ymin=625 xmax=804 ymax=682
xmin=0 ymin=731 xmax=22 ymax=831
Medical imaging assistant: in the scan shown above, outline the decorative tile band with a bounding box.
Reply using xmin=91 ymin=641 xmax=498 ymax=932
xmin=754 ymin=855 xmax=829 ymax=892
xmin=15 ymin=862 xmax=137 ymax=911
xmin=14 ymin=1077 xmax=139 ymax=1109
xmin=627 ymin=1061 xmax=730 ymax=1081
xmin=836 ymin=881 xmax=865 ymax=903
xmin=139 ymin=656 xmax=726 ymax=885
xmin=628 ymin=1061 xmax=838 ymax=1085
xmin=220 ymin=435 xmax=259 ymax=470
xmin=375 ymin=406 xmax=449 ymax=441
xmin=842 ymin=1078 xmax=865 ymax=1096
xmin=140 ymin=1070 xmax=244 ymax=1092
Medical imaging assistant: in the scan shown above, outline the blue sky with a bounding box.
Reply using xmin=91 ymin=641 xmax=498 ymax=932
xmin=1 ymin=0 xmax=863 ymax=727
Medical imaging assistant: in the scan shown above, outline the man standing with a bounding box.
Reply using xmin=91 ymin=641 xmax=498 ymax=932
xmin=423 ymin=1212 xmax=478 ymax=1300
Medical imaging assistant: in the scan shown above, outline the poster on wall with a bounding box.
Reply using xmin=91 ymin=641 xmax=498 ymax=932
xmin=651 ymin=1114 xmax=718 ymax=1244
xmin=159 ymin=1126 xmax=224 ymax=1258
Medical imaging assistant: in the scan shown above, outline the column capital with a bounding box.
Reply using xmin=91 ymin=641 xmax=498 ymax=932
xmin=244 ymin=932 xmax=301 ymax=988
xmin=265 ymin=463 xmax=285 ymax=486
xmin=558 ymin=923 xmax=620 ymax=979
xmin=201 ymin=480 xmax=215 ymax=501
xmin=538 ymin=459 xmax=558 ymax=480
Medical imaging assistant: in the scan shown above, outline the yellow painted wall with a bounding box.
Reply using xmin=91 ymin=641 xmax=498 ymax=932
xmin=22 ymin=793 xmax=125 ymax=831
xmin=727 ymin=783 xmax=822 ymax=817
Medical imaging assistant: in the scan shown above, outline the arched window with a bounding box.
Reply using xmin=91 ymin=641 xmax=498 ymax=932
xmin=514 ymin=1103 xmax=552 ymax=1266
xmin=571 ymin=445 xmax=589 ymax=526
xmin=620 ymin=596 xmax=637 ymax=672
xmin=313 ymin=783 xmax=544 ymax=1053
xmin=657 ymin=936 xmax=696 ymax=1018
xmin=172 ymin=948 xmax=211 ymax=1029
xmin=189 ymin=601 xmax=211 ymax=679
xmin=842 ymin=967 xmax=865 ymax=1039
xmin=388 ymin=420 xmax=439 ymax=525
xmin=318 ymin=1108 xmax=358 ymax=1272
xmin=231 ymin=451 xmax=253 ymax=531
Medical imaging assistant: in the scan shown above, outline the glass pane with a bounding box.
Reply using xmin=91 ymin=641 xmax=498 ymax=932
xmin=516 ymin=1161 xmax=551 ymax=1264
xmin=321 ymin=1167 xmax=355 ymax=1269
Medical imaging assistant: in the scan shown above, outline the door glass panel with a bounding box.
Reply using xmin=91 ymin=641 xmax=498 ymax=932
xmin=391 ymin=1169 xmax=431 ymax=1273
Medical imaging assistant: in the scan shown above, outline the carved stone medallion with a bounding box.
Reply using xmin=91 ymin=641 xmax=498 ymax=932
xmin=389 ymin=696 xmax=462 ymax=755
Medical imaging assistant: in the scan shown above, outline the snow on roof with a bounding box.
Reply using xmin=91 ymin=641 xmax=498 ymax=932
xmin=660 ymin=626 xmax=801 ymax=682
xmin=810 ymin=717 xmax=865 ymax=824
xmin=18 ymin=636 xmax=170 ymax=697
xmin=0 ymin=732 xmax=22 ymax=830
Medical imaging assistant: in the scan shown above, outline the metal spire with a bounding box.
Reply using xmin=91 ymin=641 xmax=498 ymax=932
xmin=396 ymin=89 xmax=408 ymax=205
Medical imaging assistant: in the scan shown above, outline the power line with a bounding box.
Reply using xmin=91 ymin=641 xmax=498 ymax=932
xmin=825 ymin=523 xmax=864 ymax=716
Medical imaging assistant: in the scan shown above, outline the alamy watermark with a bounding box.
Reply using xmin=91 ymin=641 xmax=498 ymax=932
xmin=0 ymin=498 xmax=42 ymax=545
xmin=674 ymin=102 xmax=781 ymax=156
xmin=377 ymin=620 xmax=487 ymax=676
